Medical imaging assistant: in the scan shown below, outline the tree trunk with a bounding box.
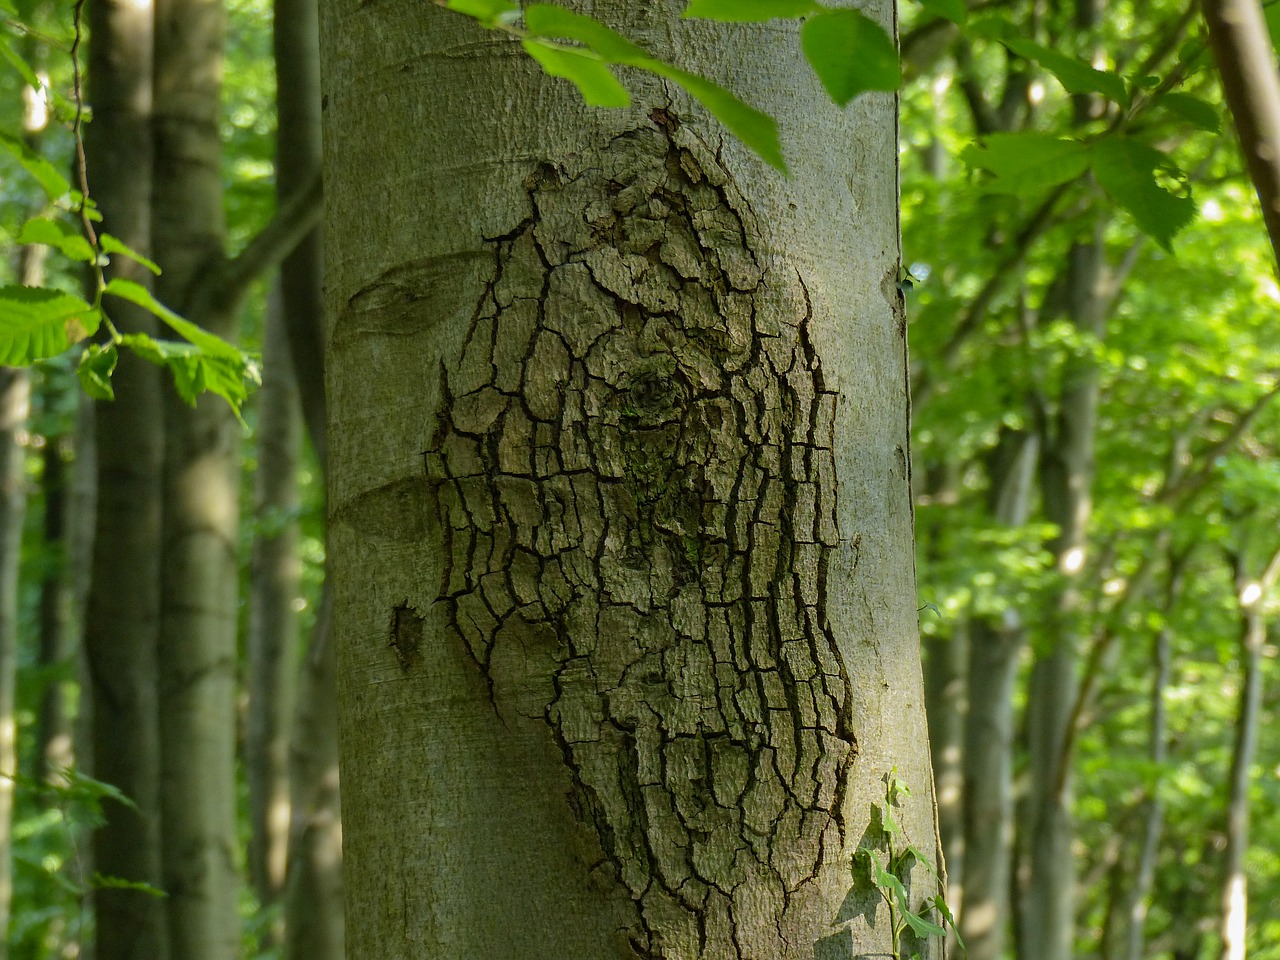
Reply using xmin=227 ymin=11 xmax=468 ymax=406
xmin=282 ymin=582 xmax=344 ymax=960
xmin=82 ymin=0 xmax=170 ymax=955
xmin=246 ymin=287 xmax=302 ymax=943
xmin=0 ymin=367 xmax=28 ymax=960
xmin=152 ymin=1 xmax=240 ymax=957
xmin=1021 ymin=232 xmax=1108 ymax=960
xmin=961 ymin=429 xmax=1036 ymax=960
xmin=322 ymin=3 xmax=938 ymax=958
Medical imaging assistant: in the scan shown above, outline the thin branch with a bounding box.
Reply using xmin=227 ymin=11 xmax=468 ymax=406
xmin=202 ymin=169 xmax=323 ymax=317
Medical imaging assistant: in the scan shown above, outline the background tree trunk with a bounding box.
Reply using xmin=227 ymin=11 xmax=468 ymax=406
xmin=322 ymin=2 xmax=938 ymax=958
xmin=82 ymin=1 xmax=170 ymax=956
xmin=152 ymin=1 xmax=240 ymax=957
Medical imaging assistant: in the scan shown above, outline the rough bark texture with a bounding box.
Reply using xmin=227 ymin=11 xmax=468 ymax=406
xmin=82 ymin=1 xmax=170 ymax=956
xmin=153 ymin=1 xmax=240 ymax=957
xmin=323 ymin=3 xmax=935 ymax=958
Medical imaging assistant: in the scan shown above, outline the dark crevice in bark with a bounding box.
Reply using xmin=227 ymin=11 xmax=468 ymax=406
xmin=421 ymin=118 xmax=858 ymax=956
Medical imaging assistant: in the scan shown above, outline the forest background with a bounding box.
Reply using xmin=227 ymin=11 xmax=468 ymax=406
xmin=0 ymin=0 xmax=1278 ymax=959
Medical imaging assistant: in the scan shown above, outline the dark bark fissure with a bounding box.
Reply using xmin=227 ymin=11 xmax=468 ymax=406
xmin=420 ymin=118 xmax=858 ymax=955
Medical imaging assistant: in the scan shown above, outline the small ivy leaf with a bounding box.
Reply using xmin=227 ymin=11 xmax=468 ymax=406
xmin=17 ymin=218 xmax=97 ymax=263
xmin=960 ymin=133 xmax=1092 ymax=195
xmin=99 ymin=233 xmax=163 ymax=275
xmin=801 ymin=8 xmax=900 ymax=107
xmin=0 ymin=285 xmax=100 ymax=364
xmin=1090 ymin=137 xmax=1195 ymax=252
xmin=1155 ymin=92 xmax=1221 ymax=132
xmin=445 ymin=0 xmax=520 ymax=27
xmin=521 ymin=38 xmax=630 ymax=107
xmin=914 ymin=0 xmax=967 ymax=24
xmin=682 ymin=0 xmax=822 ymax=21
xmin=0 ymin=130 xmax=71 ymax=200
xmin=77 ymin=344 xmax=118 ymax=401
xmin=1003 ymin=38 xmax=1128 ymax=104
xmin=524 ymin=4 xmax=649 ymax=63
xmin=650 ymin=62 xmax=787 ymax=172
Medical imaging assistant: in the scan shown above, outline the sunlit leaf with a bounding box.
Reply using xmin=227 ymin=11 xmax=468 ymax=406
xmin=683 ymin=0 xmax=822 ymax=21
xmin=522 ymin=38 xmax=630 ymax=107
xmin=77 ymin=344 xmax=117 ymax=400
xmin=17 ymin=218 xmax=97 ymax=263
xmin=445 ymin=0 xmax=520 ymax=27
xmin=961 ymin=133 xmax=1092 ymax=194
xmin=0 ymin=130 xmax=71 ymax=200
xmin=915 ymin=0 xmax=967 ymax=24
xmin=99 ymin=233 xmax=163 ymax=275
xmin=524 ymin=4 xmax=649 ymax=62
xmin=1156 ymin=92 xmax=1220 ymax=132
xmin=1003 ymin=39 xmax=1128 ymax=104
xmin=0 ymin=285 xmax=100 ymax=364
xmin=0 ymin=34 xmax=40 ymax=88
xmin=1090 ymin=137 xmax=1195 ymax=251
xmin=649 ymin=62 xmax=787 ymax=172
xmin=901 ymin=908 xmax=948 ymax=940
xmin=801 ymin=8 xmax=900 ymax=107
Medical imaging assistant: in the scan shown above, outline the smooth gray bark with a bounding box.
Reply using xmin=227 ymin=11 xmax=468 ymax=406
xmin=323 ymin=3 xmax=938 ymax=958
xmin=82 ymin=0 xmax=169 ymax=955
xmin=153 ymin=2 xmax=240 ymax=957
xmin=247 ymin=287 xmax=302 ymax=942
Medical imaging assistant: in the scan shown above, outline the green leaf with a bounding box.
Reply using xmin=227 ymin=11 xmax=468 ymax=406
xmin=0 ymin=0 xmax=19 ymax=15
xmin=801 ymin=8 xmax=900 ymax=107
xmin=915 ymin=0 xmax=967 ymax=24
xmin=99 ymin=233 xmax=163 ymax=275
xmin=0 ymin=35 xmax=40 ymax=89
xmin=445 ymin=0 xmax=520 ymax=27
xmin=1155 ymin=92 xmax=1220 ymax=132
xmin=524 ymin=4 xmax=649 ymax=63
xmin=0 ymin=130 xmax=71 ymax=200
xmin=522 ymin=38 xmax=630 ymax=107
xmin=91 ymin=873 xmax=167 ymax=897
xmin=17 ymin=218 xmax=97 ymax=263
xmin=960 ymin=133 xmax=1092 ymax=194
xmin=77 ymin=344 xmax=117 ymax=401
xmin=0 ymin=285 xmax=100 ymax=364
xmin=649 ymin=62 xmax=787 ymax=172
xmin=901 ymin=908 xmax=948 ymax=940
xmin=104 ymin=279 xmax=255 ymax=415
xmin=1090 ymin=137 xmax=1195 ymax=251
xmin=683 ymin=0 xmax=822 ymax=21
xmin=1003 ymin=39 xmax=1128 ymax=104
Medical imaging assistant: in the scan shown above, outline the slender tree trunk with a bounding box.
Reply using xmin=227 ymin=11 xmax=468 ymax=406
xmin=0 ymin=367 xmax=28 ymax=960
xmin=323 ymin=3 xmax=938 ymax=958
xmin=1114 ymin=560 xmax=1179 ymax=960
xmin=1021 ymin=232 xmax=1108 ymax=960
xmin=1218 ymin=548 xmax=1280 ymax=960
xmin=246 ymin=288 xmax=302 ymax=944
xmin=1202 ymin=0 xmax=1280 ymax=270
xmin=152 ymin=2 xmax=240 ymax=957
xmin=283 ymin=582 xmax=343 ymax=960
xmin=961 ymin=429 xmax=1036 ymax=960
xmin=82 ymin=1 xmax=170 ymax=956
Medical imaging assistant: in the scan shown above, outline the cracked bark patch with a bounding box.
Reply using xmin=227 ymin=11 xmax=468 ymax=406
xmin=423 ymin=119 xmax=857 ymax=958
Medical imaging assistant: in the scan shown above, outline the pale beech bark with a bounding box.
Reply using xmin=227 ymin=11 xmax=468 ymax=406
xmin=322 ymin=3 xmax=938 ymax=958
xmin=82 ymin=0 xmax=169 ymax=956
xmin=153 ymin=1 xmax=240 ymax=957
